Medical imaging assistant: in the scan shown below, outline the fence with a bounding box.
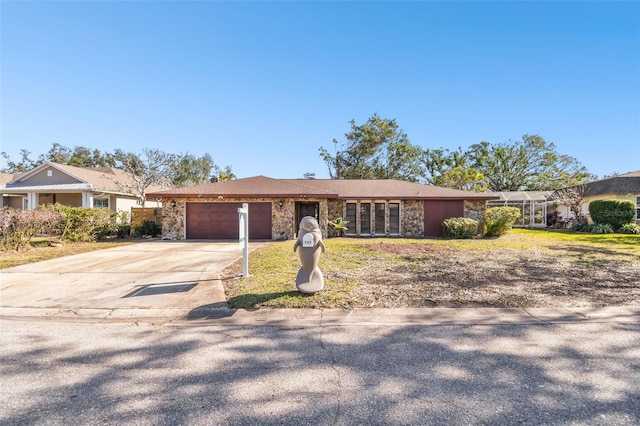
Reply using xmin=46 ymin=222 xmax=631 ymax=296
xmin=131 ymin=207 xmax=163 ymax=227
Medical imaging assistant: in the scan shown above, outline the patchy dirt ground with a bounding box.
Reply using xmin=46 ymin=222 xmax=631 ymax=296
xmin=342 ymin=242 xmax=640 ymax=308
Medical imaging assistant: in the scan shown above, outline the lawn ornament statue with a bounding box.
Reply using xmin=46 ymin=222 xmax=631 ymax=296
xmin=293 ymin=216 xmax=326 ymax=294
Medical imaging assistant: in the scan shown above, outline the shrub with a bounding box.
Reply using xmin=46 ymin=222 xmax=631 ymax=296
xmin=116 ymin=224 xmax=132 ymax=238
xmin=571 ymin=221 xmax=594 ymax=233
xmin=44 ymin=204 xmax=117 ymax=242
xmin=619 ymin=223 xmax=640 ymax=234
xmin=483 ymin=206 xmax=521 ymax=237
xmin=590 ymin=223 xmax=614 ymax=234
xmin=134 ymin=220 xmax=160 ymax=237
xmin=442 ymin=217 xmax=479 ymax=239
xmin=589 ymin=199 xmax=636 ymax=228
xmin=0 ymin=207 xmax=64 ymax=251
xmin=328 ymin=217 xmax=349 ymax=237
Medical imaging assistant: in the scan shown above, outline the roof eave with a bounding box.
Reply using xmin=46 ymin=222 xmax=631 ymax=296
xmin=148 ymin=193 xmax=340 ymax=199
xmin=149 ymin=193 xmax=498 ymax=201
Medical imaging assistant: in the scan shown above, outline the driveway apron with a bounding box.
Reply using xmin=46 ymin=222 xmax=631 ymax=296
xmin=0 ymin=241 xmax=248 ymax=313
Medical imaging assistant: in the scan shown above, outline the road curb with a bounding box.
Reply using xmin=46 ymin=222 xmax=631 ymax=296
xmin=2 ymin=306 xmax=639 ymax=326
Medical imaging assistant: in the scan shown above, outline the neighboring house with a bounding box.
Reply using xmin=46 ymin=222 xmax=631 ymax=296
xmin=577 ymin=171 xmax=640 ymax=223
xmin=147 ymin=175 xmax=498 ymax=240
xmin=0 ymin=162 xmax=163 ymax=212
xmin=486 ymin=171 xmax=640 ymax=228
xmin=0 ymin=173 xmax=17 ymax=186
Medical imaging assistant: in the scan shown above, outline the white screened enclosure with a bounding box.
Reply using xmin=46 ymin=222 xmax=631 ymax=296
xmin=486 ymin=191 xmax=553 ymax=228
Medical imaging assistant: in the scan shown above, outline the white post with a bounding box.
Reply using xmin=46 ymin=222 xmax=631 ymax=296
xmin=82 ymin=192 xmax=93 ymax=208
xmin=238 ymin=203 xmax=250 ymax=277
xmin=27 ymin=193 xmax=38 ymax=210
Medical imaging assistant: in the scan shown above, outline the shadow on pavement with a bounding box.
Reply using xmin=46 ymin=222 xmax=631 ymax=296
xmin=1 ymin=320 xmax=638 ymax=425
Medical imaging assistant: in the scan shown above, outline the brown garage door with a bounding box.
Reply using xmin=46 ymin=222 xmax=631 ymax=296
xmin=186 ymin=202 xmax=272 ymax=240
xmin=424 ymin=200 xmax=464 ymax=236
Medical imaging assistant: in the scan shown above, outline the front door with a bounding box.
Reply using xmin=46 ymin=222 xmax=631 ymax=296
xmin=296 ymin=202 xmax=319 ymax=234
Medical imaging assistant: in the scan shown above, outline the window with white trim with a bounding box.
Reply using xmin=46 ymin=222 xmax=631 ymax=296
xmin=345 ymin=201 xmax=401 ymax=236
xmin=94 ymin=198 xmax=109 ymax=208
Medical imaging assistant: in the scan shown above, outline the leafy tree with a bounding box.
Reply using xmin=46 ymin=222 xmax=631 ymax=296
xmin=1 ymin=149 xmax=38 ymax=173
xmin=68 ymin=146 xmax=117 ymax=168
xmin=173 ymin=152 xmax=217 ymax=187
xmin=211 ymin=165 xmax=236 ymax=182
xmin=423 ymin=148 xmax=488 ymax=191
xmin=373 ymin=137 xmax=426 ymax=181
xmin=38 ymin=144 xmax=117 ymax=168
xmin=468 ymin=135 xmax=594 ymax=191
xmin=3 ymin=143 xmax=117 ymax=172
xmin=39 ymin=143 xmax=72 ymax=164
xmin=319 ymin=113 xmax=425 ymax=181
xmin=173 ymin=153 xmax=234 ymax=186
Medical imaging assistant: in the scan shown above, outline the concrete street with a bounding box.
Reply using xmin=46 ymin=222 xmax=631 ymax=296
xmin=1 ymin=314 xmax=639 ymax=425
xmin=1 ymin=241 xmax=639 ymax=424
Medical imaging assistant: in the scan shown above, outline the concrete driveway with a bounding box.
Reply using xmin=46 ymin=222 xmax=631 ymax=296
xmin=0 ymin=241 xmax=256 ymax=318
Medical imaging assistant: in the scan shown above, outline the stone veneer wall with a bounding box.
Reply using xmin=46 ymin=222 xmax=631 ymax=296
xmin=317 ymin=200 xmax=329 ymax=239
xmin=159 ymin=197 xmax=328 ymax=241
xmin=275 ymin=198 xmax=329 ymax=240
xmin=160 ymin=199 xmax=185 ymax=240
xmin=464 ymin=200 xmax=488 ymax=235
xmin=159 ymin=197 xmax=482 ymax=240
xmin=272 ymin=198 xmax=294 ymax=240
xmin=401 ymin=200 xmax=425 ymax=237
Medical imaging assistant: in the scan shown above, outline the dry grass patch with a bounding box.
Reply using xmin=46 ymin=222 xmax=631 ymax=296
xmin=0 ymin=239 xmax=135 ymax=269
xmin=223 ymin=229 xmax=640 ymax=309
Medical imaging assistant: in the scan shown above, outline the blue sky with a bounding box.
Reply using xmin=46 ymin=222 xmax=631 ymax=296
xmin=1 ymin=1 xmax=639 ymax=180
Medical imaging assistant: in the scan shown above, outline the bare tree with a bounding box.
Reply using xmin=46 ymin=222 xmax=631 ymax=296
xmin=112 ymin=148 xmax=175 ymax=208
xmin=551 ymin=183 xmax=590 ymax=222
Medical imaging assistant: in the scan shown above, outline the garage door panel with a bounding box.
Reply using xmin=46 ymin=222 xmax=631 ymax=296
xmin=186 ymin=202 xmax=272 ymax=240
xmin=247 ymin=203 xmax=273 ymax=239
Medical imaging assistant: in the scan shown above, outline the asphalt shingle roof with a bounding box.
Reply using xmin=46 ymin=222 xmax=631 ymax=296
xmin=584 ymin=171 xmax=640 ymax=196
xmin=149 ymin=176 xmax=498 ymax=200
xmin=0 ymin=173 xmax=17 ymax=184
xmin=4 ymin=162 xmax=166 ymax=194
xmin=284 ymin=179 xmax=497 ymax=199
xmin=148 ymin=176 xmax=338 ymax=198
